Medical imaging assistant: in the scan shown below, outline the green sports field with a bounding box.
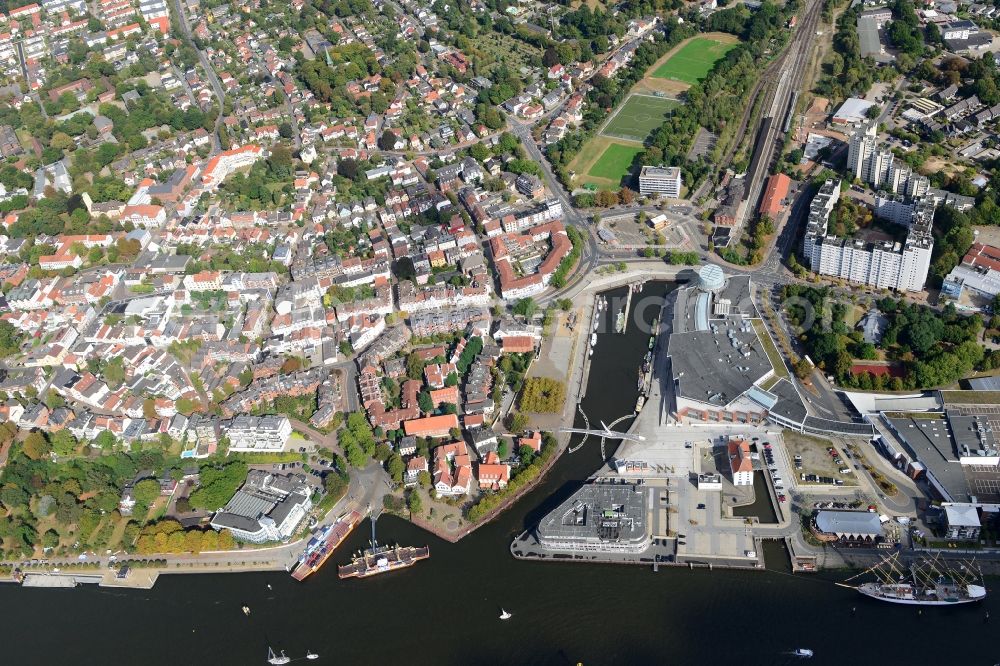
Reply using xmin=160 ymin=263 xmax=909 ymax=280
xmin=601 ymin=94 xmax=679 ymax=143
xmin=586 ymin=142 xmax=644 ymax=182
xmin=652 ymin=36 xmax=738 ymax=85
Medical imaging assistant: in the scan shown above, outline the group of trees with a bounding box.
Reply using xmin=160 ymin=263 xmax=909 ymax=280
xmin=0 ymin=444 xmax=178 ymax=559
xmin=781 ymin=285 xmax=997 ymax=390
xmin=885 ymin=0 xmax=924 ymax=57
xmin=0 ymin=321 xmax=23 ymax=358
xmin=518 ymin=377 xmax=566 ymax=414
xmin=339 ymin=412 xmax=378 ymax=468
xmin=220 ymin=144 xmax=297 ymax=209
xmin=815 ymin=5 xmax=894 ymax=102
xmin=927 ymin=190 xmax=1000 ymax=285
xmin=188 ymin=461 xmax=249 ymax=512
xmin=135 ymin=519 xmax=236 ymax=555
xmin=549 ymin=226 xmax=583 ymax=289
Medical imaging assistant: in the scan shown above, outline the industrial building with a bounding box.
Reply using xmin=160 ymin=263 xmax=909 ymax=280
xmin=881 ymin=394 xmax=1000 ymax=504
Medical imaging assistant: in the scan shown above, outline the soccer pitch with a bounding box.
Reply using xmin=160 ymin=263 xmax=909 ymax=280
xmin=652 ymin=36 xmax=738 ymax=85
xmin=586 ymin=142 xmax=644 ymax=182
xmin=600 ymin=94 xmax=679 ymax=143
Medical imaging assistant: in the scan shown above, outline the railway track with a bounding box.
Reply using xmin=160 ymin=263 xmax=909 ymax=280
xmin=732 ymin=0 xmax=825 ymax=236
xmin=719 ymin=0 xmax=825 ymax=170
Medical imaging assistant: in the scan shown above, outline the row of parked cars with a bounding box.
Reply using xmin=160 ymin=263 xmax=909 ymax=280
xmin=761 ymin=442 xmax=787 ymax=503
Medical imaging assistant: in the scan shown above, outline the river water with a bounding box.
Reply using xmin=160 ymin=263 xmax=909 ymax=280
xmin=2 ymin=282 xmax=997 ymax=665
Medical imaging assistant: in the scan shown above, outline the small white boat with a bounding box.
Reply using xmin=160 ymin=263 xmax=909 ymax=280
xmin=242 ymin=606 xmax=251 ymax=616
xmin=267 ymin=647 xmax=291 ymax=665
xmin=590 ymin=333 xmax=597 ymax=347
xmin=588 ymin=348 xmax=593 ymax=357
xmin=306 ymin=651 xmax=319 ymax=660
xmin=794 ymin=648 xmax=813 ymax=658
xmin=499 ymin=609 xmax=512 ymax=620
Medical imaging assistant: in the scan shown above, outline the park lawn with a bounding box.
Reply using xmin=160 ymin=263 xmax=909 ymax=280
xmin=652 ymin=35 xmax=739 ymax=85
xmin=587 ymin=142 xmax=644 ymax=182
xmin=601 ymin=94 xmax=679 ymax=142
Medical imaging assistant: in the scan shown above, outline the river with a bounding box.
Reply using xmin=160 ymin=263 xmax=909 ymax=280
xmin=1 ymin=282 xmax=997 ymax=665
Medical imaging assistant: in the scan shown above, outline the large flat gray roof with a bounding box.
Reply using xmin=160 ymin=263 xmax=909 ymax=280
xmin=536 ymin=483 xmax=646 ymax=543
xmin=815 ymin=510 xmax=882 ymax=537
xmin=767 ymin=379 xmax=808 ymax=426
xmin=668 ymin=322 xmax=773 ymax=408
xmin=886 ymin=415 xmax=971 ymax=501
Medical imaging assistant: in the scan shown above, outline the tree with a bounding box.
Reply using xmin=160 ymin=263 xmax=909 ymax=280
xmin=394 ymin=256 xmax=416 ymax=282
xmin=513 ymin=298 xmax=537 ymax=319
xmin=418 ymin=390 xmax=434 ymax=414
xmin=278 ymin=122 xmax=293 ymax=139
xmin=133 ymin=478 xmax=161 ymax=505
xmin=337 ymin=157 xmax=359 ymax=180
xmin=103 ymin=356 xmax=126 ymax=387
xmin=93 ymin=430 xmax=117 ymax=450
xmin=22 ymin=431 xmax=51 ymax=460
xmin=378 ymin=130 xmax=398 ymax=151
xmin=387 ymin=453 xmax=404 ymax=484
xmin=508 ymin=412 xmax=529 ymax=433
xmin=41 ymin=529 xmax=60 ymax=549
xmin=407 ymin=489 xmax=423 ymax=516
xmin=406 ymin=352 xmax=425 ymax=380
xmin=50 ymin=429 xmax=77 ymax=456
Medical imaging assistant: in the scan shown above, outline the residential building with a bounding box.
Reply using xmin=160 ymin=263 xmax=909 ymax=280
xmin=227 ymin=415 xmax=292 ymax=452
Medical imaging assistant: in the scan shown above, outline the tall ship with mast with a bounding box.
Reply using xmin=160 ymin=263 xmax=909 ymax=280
xmin=843 ymin=553 xmax=986 ymax=606
xmin=338 ymin=509 xmax=429 ymax=579
xmin=290 ymin=510 xmax=362 ymax=581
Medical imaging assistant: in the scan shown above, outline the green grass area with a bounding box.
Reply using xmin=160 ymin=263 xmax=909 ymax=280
xmin=940 ymin=390 xmax=1000 ymax=404
xmin=752 ymin=319 xmax=789 ymax=379
xmin=586 ymin=142 xmax=644 ymax=182
xmin=652 ymin=36 xmax=738 ymax=85
xmin=601 ymin=94 xmax=679 ymax=142
xmin=759 ymin=375 xmax=780 ymax=391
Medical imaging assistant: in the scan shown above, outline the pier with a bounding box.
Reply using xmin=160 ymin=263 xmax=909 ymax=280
xmin=620 ymin=285 xmax=634 ymax=333
xmin=22 ymin=573 xmax=103 ymax=588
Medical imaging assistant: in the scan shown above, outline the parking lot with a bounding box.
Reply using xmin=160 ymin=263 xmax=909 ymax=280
xmin=598 ymin=213 xmax=688 ymax=249
xmin=783 ymin=431 xmax=859 ymax=487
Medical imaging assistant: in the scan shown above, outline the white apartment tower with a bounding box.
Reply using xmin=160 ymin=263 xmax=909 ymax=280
xmin=638 ymin=166 xmax=682 ymax=198
xmin=803 ymin=179 xmax=934 ymax=292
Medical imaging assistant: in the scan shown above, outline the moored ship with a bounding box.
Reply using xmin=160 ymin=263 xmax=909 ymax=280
xmin=845 ymin=553 xmax=986 ymax=606
xmin=291 ymin=510 xmax=363 ymax=581
xmin=338 ymin=544 xmax=431 ymax=579
xmin=337 ymin=510 xmax=429 ymax=579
